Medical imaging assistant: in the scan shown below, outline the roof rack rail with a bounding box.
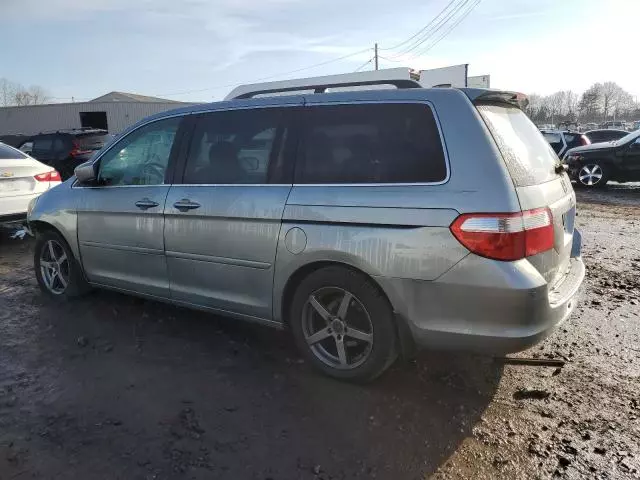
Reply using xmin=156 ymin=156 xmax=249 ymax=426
xmin=225 ymin=68 xmax=422 ymax=100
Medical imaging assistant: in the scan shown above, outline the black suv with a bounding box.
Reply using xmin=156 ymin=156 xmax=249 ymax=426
xmin=583 ymin=129 xmax=629 ymax=144
xmin=564 ymin=130 xmax=640 ymax=187
xmin=22 ymin=129 xmax=110 ymax=180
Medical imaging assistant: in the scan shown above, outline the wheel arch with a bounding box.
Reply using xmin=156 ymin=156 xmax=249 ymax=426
xmin=29 ymin=220 xmax=86 ymax=278
xmin=278 ymin=260 xmax=416 ymax=359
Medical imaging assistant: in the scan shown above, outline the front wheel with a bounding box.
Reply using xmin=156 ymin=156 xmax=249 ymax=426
xmin=289 ymin=266 xmax=398 ymax=382
xmin=576 ymin=163 xmax=609 ymax=188
xmin=34 ymin=230 xmax=90 ymax=299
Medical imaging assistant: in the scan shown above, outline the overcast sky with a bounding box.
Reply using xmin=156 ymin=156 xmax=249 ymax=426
xmin=1 ymin=0 xmax=638 ymax=103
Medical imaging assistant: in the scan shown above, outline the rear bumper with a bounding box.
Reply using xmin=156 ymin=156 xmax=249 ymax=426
xmin=0 ymin=212 xmax=27 ymax=225
xmin=1 ymin=192 xmax=41 ymax=220
xmin=376 ymin=249 xmax=585 ymax=355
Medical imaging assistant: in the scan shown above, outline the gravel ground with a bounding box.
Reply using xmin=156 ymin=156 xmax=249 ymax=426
xmin=0 ymin=184 xmax=638 ymax=480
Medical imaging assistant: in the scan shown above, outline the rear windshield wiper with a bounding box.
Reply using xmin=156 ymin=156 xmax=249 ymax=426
xmin=555 ymin=163 xmax=568 ymax=174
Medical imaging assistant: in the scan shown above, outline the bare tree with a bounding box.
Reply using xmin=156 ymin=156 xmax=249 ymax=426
xmin=0 ymin=78 xmax=18 ymax=107
xmin=612 ymin=90 xmax=634 ymax=120
xmin=14 ymin=87 xmax=34 ymax=106
xmin=600 ymin=81 xmax=621 ymax=120
xmin=544 ymin=91 xmax=567 ymax=124
xmin=0 ymin=78 xmax=50 ymax=106
xmin=579 ymin=84 xmax=602 ymax=122
xmin=524 ymin=93 xmax=542 ymax=119
xmin=564 ymin=90 xmax=579 ymax=121
xmin=27 ymin=85 xmax=50 ymax=105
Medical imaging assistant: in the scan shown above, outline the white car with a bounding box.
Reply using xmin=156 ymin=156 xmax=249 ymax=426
xmin=0 ymin=142 xmax=61 ymax=225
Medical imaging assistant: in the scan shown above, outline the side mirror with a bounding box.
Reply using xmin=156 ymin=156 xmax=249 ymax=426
xmin=74 ymin=162 xmax=98 ymax=184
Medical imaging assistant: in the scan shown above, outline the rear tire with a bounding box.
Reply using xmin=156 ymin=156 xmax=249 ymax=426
xmin=289 ymin=266 xmax=398 ymax=382
xmin=576 ymin=163 xmax=609 ymax=188
xmin=34 ymin=230 xmax=90 ymax=300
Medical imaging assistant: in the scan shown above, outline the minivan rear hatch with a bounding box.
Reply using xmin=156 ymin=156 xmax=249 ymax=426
xmin=474 ymin=96 xmax=576 ymax=289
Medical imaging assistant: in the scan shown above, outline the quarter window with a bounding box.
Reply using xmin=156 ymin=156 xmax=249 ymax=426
xmin=98 ymin=117 xmax=181 ymax=186
xmin=296 ymin=103 xmax=447 ymax=184
xmin=182 ymin=108 xmax=287 ymax=184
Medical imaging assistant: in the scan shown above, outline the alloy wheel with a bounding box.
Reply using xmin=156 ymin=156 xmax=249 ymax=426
xmin=578 ymin=164 xmax=603 ymax=186
xmin=40 ymin=240 xmax=69 ymax=295
xmin=301 ymin=287 xmax=374 ymax=370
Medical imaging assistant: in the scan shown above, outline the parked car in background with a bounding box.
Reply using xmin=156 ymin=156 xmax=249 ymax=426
xmin=632 ymin=120 xmax=640 ymax=131
xmin=565 ymin=129 xmax=640 ymax=187
xmin=583 ymin=129 xmax=629 ymax=144
xmin=0 ymin=134 xmax=31 ymax=149
xmin=601 ymin=121 xmax=627 ymax=131
xmin=23 ymin=128 xmax=110 ymax=180
xmin=541 ymin=129 xmax=590 ymax=157
xmin=27 ymin=76 xmax=585 ymax=382
xmin=0 ymin=142 xmax=61 ymax=225
xmin=581 ymin=123 xmax=599 ymax=132
xmin=19 ymin=141 xmax=33 ymax=155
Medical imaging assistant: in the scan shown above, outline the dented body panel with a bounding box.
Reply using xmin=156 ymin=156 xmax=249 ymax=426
xmin=28 ymin=85 xmax=585 ymax=356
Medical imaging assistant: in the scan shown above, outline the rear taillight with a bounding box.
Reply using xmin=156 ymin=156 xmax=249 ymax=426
xmin=34 ymin=170 xmax=62 ymax=182
xmin=580 ymin=135 xmax=591 ymax=146
xmin=450 ymin=208 xmax=554 ymax=261
xmin=70 ymin=140 xmax=90 ymax=157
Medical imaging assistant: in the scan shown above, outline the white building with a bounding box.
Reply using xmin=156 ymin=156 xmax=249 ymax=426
xmin=0 ymin=92 xmax=196 ymax=136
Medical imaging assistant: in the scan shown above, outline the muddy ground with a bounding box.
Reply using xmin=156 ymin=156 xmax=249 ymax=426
xmin=0 ymin=184 xmax=638 ymax=480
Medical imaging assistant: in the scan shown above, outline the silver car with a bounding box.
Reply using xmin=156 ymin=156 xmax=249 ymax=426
xmin=28 ymin=76 xmax=585 ymax=382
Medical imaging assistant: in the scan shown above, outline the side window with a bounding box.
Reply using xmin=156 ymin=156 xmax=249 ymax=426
xmin=98 ymin=116 xmax=181 ymax=186
xmin=588 ymin=133 xmax=603 ymax=143
xmin=182 ymin=108 xmax=286 ymax=184
xmin=32 ymin=136 xmax=53 ymax=154
xmin=606 ymin=131 xmax=620 ymax=141
xmin=563 ymin=133 xmax=579 ymax=148
xmin=53 ymin=137 xmax=67 ymax=153
xmin=542 ymin=132 xmax=564 ymax=153
xmin=296 ymin=103 xmax=447 ymax=184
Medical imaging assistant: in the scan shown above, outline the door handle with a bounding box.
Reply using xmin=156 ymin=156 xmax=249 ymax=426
xmin=173 ymin=199 xmax=201 ymax=212
xmin=135 ymin=198 xmax=159 ymax=210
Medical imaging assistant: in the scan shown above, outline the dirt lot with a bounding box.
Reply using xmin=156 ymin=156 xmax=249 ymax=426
xmin=0 ymin=185 xmax=639 ymax=480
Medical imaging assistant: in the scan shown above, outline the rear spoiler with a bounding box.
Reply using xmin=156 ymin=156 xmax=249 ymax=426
xmin=462 ymin=88 xmax=529 ymax=110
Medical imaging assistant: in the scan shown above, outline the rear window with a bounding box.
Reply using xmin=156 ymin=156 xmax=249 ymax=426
xmin=76 ymin=134 xmax=109 ymax=151
xmin=477 ymin=104 xmax=559 ymax=186
xmin=296 ymin=103 xmax=447 ymax=184
xmin=0 ymin=143 xmax=27 ymax=159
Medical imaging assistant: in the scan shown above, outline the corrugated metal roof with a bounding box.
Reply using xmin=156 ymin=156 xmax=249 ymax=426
xmin=89 ymin=91 xmax=181 ymax=103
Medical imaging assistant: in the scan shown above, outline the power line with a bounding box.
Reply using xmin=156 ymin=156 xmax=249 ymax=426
xmin=379 ymin=0 xmax=459 ymax=52
xmin=386 ymin=0 xmax=469 ymax=59
xmin=353 ymin=58 xmax=374 ymax=72
xmin=377 ymin=55 xmax=405 ymax=63
xmin=408 ymin=0 xmax=481 ymax=60
xmin=155 ymin=47 xmax=372 ymax=98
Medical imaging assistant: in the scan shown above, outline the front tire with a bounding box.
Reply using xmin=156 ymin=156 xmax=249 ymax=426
xmin=34 ymin=230 xmax=89 ymax=299
xmin=576 ymin=163 xmax=609 ymax=188
xmin=289 ymin=266 xmax=398 ymax=382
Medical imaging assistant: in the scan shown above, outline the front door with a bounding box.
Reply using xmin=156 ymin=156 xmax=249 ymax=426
xmin=619 ymin=136 xmax=640 ymax=180
xmin=77 ymin=116 xmax=184 ymax=298
xmin=164 ymin=106 xmax=297 ymax=321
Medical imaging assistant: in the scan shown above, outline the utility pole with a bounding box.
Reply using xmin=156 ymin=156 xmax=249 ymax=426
xmin=374 ymin=43 xmax=379 ymax=71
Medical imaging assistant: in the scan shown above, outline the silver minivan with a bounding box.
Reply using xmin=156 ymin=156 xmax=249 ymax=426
xmin=28 ymin=75 xmax=585 ymax=381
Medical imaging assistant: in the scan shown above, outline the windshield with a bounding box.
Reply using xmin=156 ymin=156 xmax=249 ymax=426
xmin=0 ymin=143 xmax=28 ymax=159
xmin=613 ymin=129 xmax=640 ymax=146
xmin=477 ymin=103 xmax=560 ymax=186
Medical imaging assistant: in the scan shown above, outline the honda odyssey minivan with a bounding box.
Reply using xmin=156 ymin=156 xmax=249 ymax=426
xmin=28 ymin=74 xmax=585 ymax=381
